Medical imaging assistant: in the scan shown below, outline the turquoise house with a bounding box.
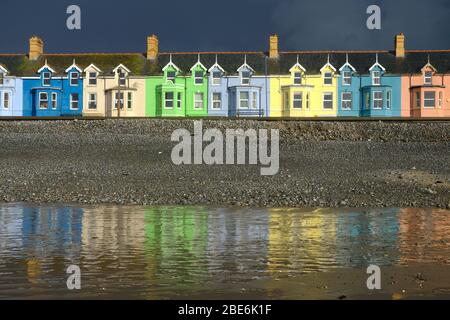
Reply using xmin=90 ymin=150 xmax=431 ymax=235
xmin=337 ymin=53 xmax=402 ymax=117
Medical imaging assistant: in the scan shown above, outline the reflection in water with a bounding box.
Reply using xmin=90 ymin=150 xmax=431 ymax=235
xmin=0 ymin=204 xmax=449 ymax=299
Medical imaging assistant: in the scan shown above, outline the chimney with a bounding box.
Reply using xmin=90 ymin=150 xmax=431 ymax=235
xmin=395 ymin=33 xmax=405 ymax=58
xmin=147 ymin=35 xmax=159 ymax=60
xmin=269 ymin=34 xmax=279 ymax=59
xmin=29 ymin=36 xmax=44 ymax=60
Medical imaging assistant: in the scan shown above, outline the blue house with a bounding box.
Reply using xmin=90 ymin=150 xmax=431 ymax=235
xmin=208 ymin=54 xmax=269 ymax=117
xmin=23 ymin=60 xmax=83 ymax=117
xmin=0 ymin=64 xmax=23 ymax=117
xmin=338 ymin=54 xmax=402 ymax=117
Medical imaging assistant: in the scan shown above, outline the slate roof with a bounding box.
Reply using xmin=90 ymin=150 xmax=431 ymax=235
xmin=0 ymin=50 xmax=449 ymax=76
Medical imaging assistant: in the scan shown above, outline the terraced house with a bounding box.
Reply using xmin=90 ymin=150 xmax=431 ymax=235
xmin=0 ymin=33 xmax=449 ymax=119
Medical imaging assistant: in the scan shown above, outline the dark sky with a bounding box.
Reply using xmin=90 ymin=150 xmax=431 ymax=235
xmin=1 ymin=0 xmax=449 ymax=53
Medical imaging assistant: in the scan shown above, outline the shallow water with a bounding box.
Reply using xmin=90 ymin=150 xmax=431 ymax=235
xmin=0 ymin=204 xmax=449 ymax=299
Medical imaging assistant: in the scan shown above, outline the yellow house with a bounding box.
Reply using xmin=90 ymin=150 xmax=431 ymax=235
xmin=270 ymin=54 xmax=338 ymax=117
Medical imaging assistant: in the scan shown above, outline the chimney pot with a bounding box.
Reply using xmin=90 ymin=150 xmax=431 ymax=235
xmin=29 ymin=36 xmax=44 ymax=61
xmin=147 ymin=35 xmax=159 ymax=60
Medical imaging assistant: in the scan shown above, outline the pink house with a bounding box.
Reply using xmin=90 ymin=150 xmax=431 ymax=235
xmin=402 ymin=54 xmax=450 ymax=118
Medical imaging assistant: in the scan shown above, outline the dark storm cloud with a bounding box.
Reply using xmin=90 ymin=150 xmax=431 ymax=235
xmin=0 ymin=0 xmax=449 ymax=53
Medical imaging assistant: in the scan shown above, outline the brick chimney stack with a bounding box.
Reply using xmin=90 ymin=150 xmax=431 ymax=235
xmin=395 ymin=33 xmax=405 ymax=58
xmin=147 ymin=35 xmax=159 ymax=60
xmin=29 ymin=36 xmax=44 ymax=60
xmin=269 ymin=34 xmax=279 ymax=59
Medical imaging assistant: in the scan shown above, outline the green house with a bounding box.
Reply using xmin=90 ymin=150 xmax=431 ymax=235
xmin=146 ymin=54 xmax=208 ymax=117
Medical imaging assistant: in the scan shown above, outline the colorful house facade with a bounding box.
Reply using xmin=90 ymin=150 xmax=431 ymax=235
xmin=401 ymin=56 xmax=450 ymax=118
xmin=21 ymin=59 xmax=84 ymax=117
xmin=337 ymin=54 xmax=403 ymax=117
xmin=0 ymin=64 xmax=23 ymax=116
xmin=0 ymin=33 xmax=449 ymax=119
xmin=146 ymin=54 xmax=209 ymax=117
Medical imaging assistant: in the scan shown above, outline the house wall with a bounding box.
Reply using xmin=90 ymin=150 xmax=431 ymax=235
xmin=226 ymin=76 xmax=269 ymax=117
xmin=402 ymin=74 xmax=450 ymax=118
xmin=337 ymin=74 xmax=362 ymax=117
xmin=104 ymin=76 xmax=146 ymax=117
xmin=0 ymin=76 xmax=23 ymax=116
xmin=83 ymin=75 xmax=106 ymax=117
xmin=207 ymin=74 xmax=229 ymax=117
xmin=305 ymin=73 xmax=338 ymax=117
xmin=23 ymin=76 xmax=83 ymax=117
xmin=359 ymin=74 xmax=402 ymax=117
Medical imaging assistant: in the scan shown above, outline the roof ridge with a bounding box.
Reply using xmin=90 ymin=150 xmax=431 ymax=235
xmin=281 ymin=50 xmax=390 ymax=54
xmin=159 ymin=51 xmax=265 ymax=55
xmin=406 ymin=49 xmax=450 ymax=53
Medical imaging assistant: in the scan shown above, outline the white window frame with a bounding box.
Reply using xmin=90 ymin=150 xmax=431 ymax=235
xmin=2 ymin=91 xmax=11 ymax=109
xmin=88 ymin=93 xmax=97 ymax=110
xmin=51 ymin=92 xmax=57 ymax=110
xmin=43 ymin=72 xmax=51 ymax=86
xmin=293 ymin=72 xmax=302 ymax=85
xmin=386 ymin=91 xmax=391 ymax=109
xmin=373 ymin=91 xmax=383 ymax=109
xmin=212 ymin=92 xmax=222 ymax=110
xmin=343 ymin=71 xmax=352 ymax=86
xmin=239 ymin=91 xmax=249 ymax=109
xmin=424 ymin=91 xmax=436 ymax=108
xmin=293 ymin=92 xmax=302 ymax=109
xmin=241 ymin=71 xmax=251 ymax=85
xmin=372 ymin=71 xmax=381 ymax=85
xmin=127 ymin=92 xmax=133 ymax=109
xmin=70 ymin=93 xmax=79 ymax=110
xmin=164 ymin=92 xmax=174 ymax=109
xmin=70 ymin=72 xmax=79 ymax=86
xmin=39 ymin=92 xmax=48 ymax=109
xmin=167 ymin=71 xmax=176 ymax=83
xmin=322 ymin=92 xmax=333 ymax=109
xmin=341 ymin=92 xmax=352 ymax=110
xmin=194 ymin=92 xmax=204 ymax=110
xmin=194 ymin=71 xmax=203 ymax=85
xmin=88 ymin=72 xmax=97 ymax=86
xmin=424 ymin=71 xmax=433 ymax=85
xmin=177 ymin=92 xmax=182 ymax=109
xmin=212 ymin=71 xmax=221 ymax=86
xmin=323 ymin=72 xmax=333 ymax=86
xmin=118 ymin=71 xmax=126 ymax=86
xmin=438 ymin=92 xmax=442 ymax=108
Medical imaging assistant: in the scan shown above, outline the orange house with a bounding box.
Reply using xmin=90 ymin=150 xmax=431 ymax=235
xmin=402 ymin=56 xmax=450 ymax=118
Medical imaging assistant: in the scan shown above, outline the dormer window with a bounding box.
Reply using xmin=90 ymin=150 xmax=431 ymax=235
xmin=424 ymin=71 xmax=433 ymax=85
xmin=293 ymin=72 xmax=302 ymax=85
xmin=323 ymin=72 xmax=332 ymax=85
xmin=70 ymin=72 xmax=79 ymax=86
xmin=118 ymin=71 xmax=126 ymax=86
xmin=0 ymin=73 xmax=4 ymax=85
xmin=212 ymin=71 xmax=221 ymax=85
xmin=43 ymin=72 xmax=51 ymax=86
xmin=343 ymin=71 xmax=352 ymax=85
xmin=241 ymin=71 xmax=251 ymax=85
xmin=372 ymin=71 xmax=381 ymax=85
xmin=167 ymin=71 xmax=176 ymax=83
xmin=194 ymin=71 xmax=203 ymax=85
xmin=88 ymin=72 xmax=97 ymax=85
